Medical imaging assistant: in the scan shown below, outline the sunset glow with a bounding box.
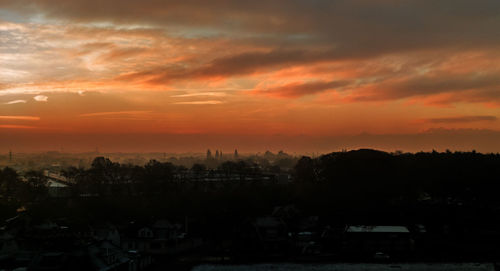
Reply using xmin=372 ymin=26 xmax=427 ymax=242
xmin=1 ymin=1 xmax=500 ymax=152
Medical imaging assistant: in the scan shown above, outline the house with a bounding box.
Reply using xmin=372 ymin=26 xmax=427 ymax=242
xmin=121 ymin=219 xmax=200 ymax=256
xmin=290 ymin=216 xmax=322 ymax=256
xmin=46 ymin=180 xmax=71 ymax=198
xmin=146 ymin=220 xmax=180 ymax=254
xmin=126 ymin=250 xmax=153 ymax=271
xmin=152 ymin=219 xmax=179 ymax=240
xmin=91 ymin=223 xmax=121 ymax=247
xmin=254 ymin=217 xmax=288 ymax=239
xmin=88 ymin=240 xmax=130 ymax=271
xmin=342 ymin=225 xmax=413 ymax=259
xmin=235 ymin=216 xmax=289 ymax=257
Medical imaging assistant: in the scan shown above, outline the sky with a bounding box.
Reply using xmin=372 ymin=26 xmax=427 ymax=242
xmin=1 ymin=0 xmax=500 ymax=153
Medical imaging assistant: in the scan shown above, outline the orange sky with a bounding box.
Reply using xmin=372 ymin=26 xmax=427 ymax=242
xmin=1 ymin=1 xmax=500 ymax=152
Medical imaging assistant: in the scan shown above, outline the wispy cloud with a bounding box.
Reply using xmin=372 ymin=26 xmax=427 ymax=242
xmin=118 ymin=49 xmax=335 ymax=85
xmin=171 ymin=92 xmax=227 ymax=98
xmin=0 ymin=116 xmax=40 ymax=121
xmin=4 ymin=100 xmax=27 ymax=104
xmin=0 ymin=124 xmax=36 ymax=129
xmin=425 ymin=115 xmax=498 ymax=124
xmin=33 ymin=95 xmax=48 ymax=102
xmin=252 ymin=80 xmax=350 ymax=98
xmin=173 ymin=100 xmax=223 ymax=105
xmin=79 ymin=111 xmax=152 ymax=117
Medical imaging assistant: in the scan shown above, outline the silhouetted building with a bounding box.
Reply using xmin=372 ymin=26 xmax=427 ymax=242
xmin=46 ymin=180 xmax=71 ymax=198
xmin=235 ymin=217 xmax=288 ymax=258
xmin=121 ymin=220 xmax=201 ymax=256
xmin=343 ymin=225 xmax=413 ymax=259
xmin=88 ymin=240 xmax=130 ymax=271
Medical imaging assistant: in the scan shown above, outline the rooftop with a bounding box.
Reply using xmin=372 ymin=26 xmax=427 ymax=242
xmin=346 ymin=226 xmax=409 ymax=233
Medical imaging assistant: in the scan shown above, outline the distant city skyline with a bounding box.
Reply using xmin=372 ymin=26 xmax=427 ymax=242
xmin=1 ymin=129 xmax=500 ymax=154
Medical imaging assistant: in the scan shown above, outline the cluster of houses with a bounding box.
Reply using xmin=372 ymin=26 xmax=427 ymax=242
xmin=231 ymin=207 xmax=500 ymax=262
xmin=0 ymin=206 xmax=429 ymax=270
xmin=232 ymin=207 xmax=418 ymax=261
xmin=42 ymin=170 xmax=73 ymax=198
xmin=0 ymin=214 xmax=202 ymax=271
xmin=4 ymin=205 xmax=500 ymax=269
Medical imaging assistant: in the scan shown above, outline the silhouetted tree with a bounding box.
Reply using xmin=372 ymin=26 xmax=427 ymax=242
xmin=294 ymin=156 xmax=316 ymax=183
xmin=191 ymin=163 xmax=206 ymax=180
xmin=25 ymin=170 xmax=48 ymax=200
xmin=0 ymin=167 xmax=19 ymax=197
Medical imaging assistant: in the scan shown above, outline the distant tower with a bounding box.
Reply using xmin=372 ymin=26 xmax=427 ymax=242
xmin=206 ymin=149 xmax=212 ymax=160
xmin=9 ymin=149 xmax=12 ymax=162
xmin=234 ymin=149 xmax=238 ymax=159
xmin=215 ymin=150 xmax=220 ymax=160
xmin=220 ymin=150 xmax=223 ymax=159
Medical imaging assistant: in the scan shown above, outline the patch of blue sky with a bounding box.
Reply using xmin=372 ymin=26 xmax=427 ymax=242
xmin=0 ymin=8 xmax=28 ymax=23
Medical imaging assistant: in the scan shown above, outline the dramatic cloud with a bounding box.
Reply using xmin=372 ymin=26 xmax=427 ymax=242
xmin=117 ymin=49 xmax=331 ymax=84
xmin=425 ymin=116 xmax=498 ymax=124
xmin=1 ymin=0 xmax=500 ymax=151
xmin=3 ymin=1 xmax=500 ymax=51
xmin=252 ymin=80 xmax=350 ymax=98
xmin=377 ymin=72 xmax=500 ymax=101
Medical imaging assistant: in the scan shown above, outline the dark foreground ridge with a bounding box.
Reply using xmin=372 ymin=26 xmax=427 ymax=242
xmin=2 ymin=149 xmax=500 ymax=270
